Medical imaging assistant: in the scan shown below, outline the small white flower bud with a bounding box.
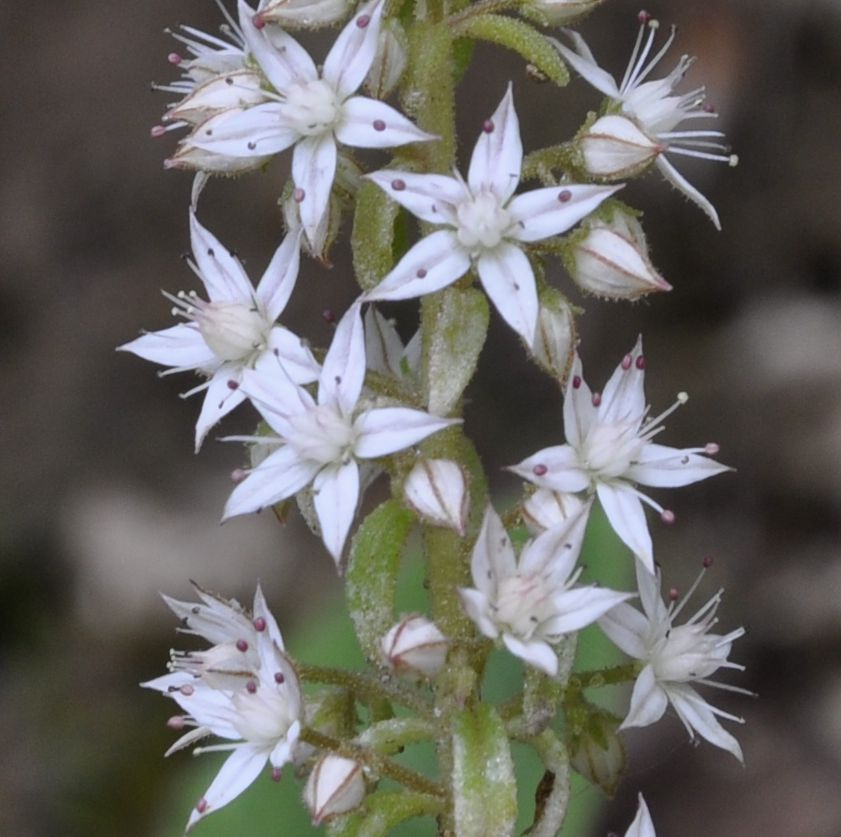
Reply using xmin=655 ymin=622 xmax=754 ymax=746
xmin=568 ymin=710 xmax=626 ymax=797
xmin=303 ymin=755 xmax=365 ymax=825
xmin=568 ymin=210 xmax=670 ymax=300
xmin=365 ymin=20 xmax=408 ymax=100
xmin=522 ymin=489 xmax=587 ymax=535
xmin=531 ymin=298 xmax=575 ymax=380
xmin=257 ymin=0 xmax=353 ymax=28
xmin=579 ymin=115 xmax=662 ymax=179
xmin=381 ymin=614 xmax=449 ymax=678
xmin=404 ymin=459 xmax=469 ymax=536
xmin=529 ymin=0 xmax=604 ymax=25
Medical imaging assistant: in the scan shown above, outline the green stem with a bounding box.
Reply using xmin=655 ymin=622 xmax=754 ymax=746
xmin=566 ymin=662 xmax=640 ymax=692
xmin=448 ymin=0 xmax=529 ymax=26
xmin=357 ymin=717 xmax=438 ymax=753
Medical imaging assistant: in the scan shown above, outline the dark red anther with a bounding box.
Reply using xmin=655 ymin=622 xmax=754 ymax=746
xmin=533 ymin=464 xmax=548 ymax=477
xmin=572 ymin=375 xmax=582 ymax=389
xmin=167 ymin=715 xmax=186 ymax=730
xmin=196 ymin=798 xmax=208 ymax=814
xmin=293 ymin=187 xmax=306 ymax=203
xmin=227 ymin=379 xmax=239 ymax=390
xmin=150 ymin=125 xmax=167 ymax=138
xmin=274 ymin=671 xmax=286 ymax=684
xmin=668 ymin=587 xmax=679 ymax=602
xmin=592 ymin=392 xmax=602 ymax=407
xmin=253 ymin=616 xmax=267 ymax=632
xmin=236 ymin=639 xmax=249 ymax=653
xmin=416 ymin=268 xmax=428 ymax=278
xmin=660 ymin=509 xmax=675 ymax=525
xmin=167 ymin=53 xmax=183 ymax=65
xmin=272 ymin=767 xmax=283 ymax=782
xmin=231 ymin=468 xmax=247 ymax=484
xmin=703 ymin=103 xmax=717 ymax=114
xmin=702 ymin=554 xmax=714 ymax=569
xmin=635 ymin=355 xmax=646 ymax=370
xmin=558 ymin=189 xmax=572 ymax=203
xmin=252 ymin=13 xmax=266 ymax=29
xmin=322 ymin=309 xmax=336 ymax=324
xmin=356 ymin=13 xmax=371 ymax=27
xmin=638 ymin=10 xmax=652 ymax=24
xmin=373 ymin=119 xmax=386 ymax=132
xmin=246 ymin=680 xmax=258 ymax=694
xmin=483 ymin=119 xmax=495 ymax=134
xmin=180 ymin=684 xmax=195 ymax=697
xmin=391 ymin=178 xmax=406 ymax=191
xmin=621 ymin=354 xmax=632 ymax=370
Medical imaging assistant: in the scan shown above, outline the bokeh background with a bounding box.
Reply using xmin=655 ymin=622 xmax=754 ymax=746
xmin=3 ymin=0 xmax=841 ymax=834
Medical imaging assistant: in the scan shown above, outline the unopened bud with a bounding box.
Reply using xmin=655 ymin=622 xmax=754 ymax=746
xmin=530 ymin=291 xmax=575 ymax=379
xmin=257 ymin=0 xmax=353 ymax=28
xmin=303 ymin=755 xmax=365 ymax=825
xmin=522 ymin=489 xmax=588 ymax=536
xmin=165 ymin=71 xmax=268 ymax=126
xmin=529 ymin=0 xmax=605 ymax=25
xmin=568 ymin=709 xmax=626 ymax=797
xmin=404 ymin=459 xmax=469 ymax=536
xmin=365 ymin=20 xmax=408 ymax=99
xmin=381 ymin=614 xmax=449 ymax=678
xmin=579 ymin=115 xmax=661 ymax=179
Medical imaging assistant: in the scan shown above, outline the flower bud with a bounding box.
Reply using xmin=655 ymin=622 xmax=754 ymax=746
xmin=522 ymin=489 xmax=588 ymax=536
xmin=579 ymin=115 xmax=662 ymax=179
xmin=568 ymin=709 xmax=626 ymax=797
xmin=529 ymin=0 xmax=605 ymax=25
xmin=257 ymin=0 xmax=353 ymax=29
xmin=164 ymin=70 xmax=268 ymax=126
xmin=365 ymin=20 xmax=408 ymax=99
xmin=381 ymin=614 xmax=448 ymax=678
xmin=303 ymin=755 xmax=365 ymax=825
xmin=530 ymin=292 xmax=575 ymax=380
xmin=404 ymin=459 xmax=469 ymax=536
xmin=566 ymin=208 xmax=670 ymax=300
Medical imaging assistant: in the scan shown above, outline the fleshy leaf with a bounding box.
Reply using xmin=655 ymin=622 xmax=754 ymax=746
xmin=351 ymin=180 xmax=403 ymax=292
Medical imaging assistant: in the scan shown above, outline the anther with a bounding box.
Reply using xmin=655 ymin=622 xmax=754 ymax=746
xmin=703 ymin=103 xmax=717 ymax=114
xmin=635 ymin=355 xmax=646 ymax=370
xmin=252 ymin=14 xmax=266 ymax=29
xmin=356 ymin=13 xmax=371 ymax=27
xmin=660 ymin=509 xmax=676 ymax=525
xmin=558 ymin=189 xmax=572 ymax=203
xmin=253 ymin=616 xmax=267 ymax=632
xmin=373 ymin=119 xmax=386 ymax=132
xmin=180 ymin=684 xmax=195 ymax=696
xmin=621 ymin=354 xmax=632 ymax=370
xmin=391 ymin=178 xmax=406 ymax=191
xmin=236 ymin=639 xmax=249 ymax=653
xmin=483 ymin=119 xmax=494 ymax=134
xmin=592 ymin=392 xmax=602 ymax=407
xmin=677 ymin=391 xmax=689 ymax=404
xmin=293 ymin=187 xmax=306 ymax=203
xmin=637 ymin=9 xmax=651 ymax=24
xmin=247 ymin=141 xmax=257 ymax=150
xmin=572 ymin=375 xmax=582 ymax=389
xmin=167 ymin=715 xmax=186 ymax=730
xmin=246 ymin=680 xmax=258 ymax=694
xmin=227 ymin=380 xmax=239 ymax=390
xmin=533 ymin=464 xmax=548 ymax=477
xmin=231 ymin=468 xmax=248 ymax=484
xmin=728 ymin=154 xmax=739 ymax=167
xmin=702 ymin=554 xmax=714 ymax=569
xmin=167 ymin=53 xmax=183 ymax=65
xmin=322 ymin=309 xmax=336 ymax=324
xmin=196 ymin=798 xmax=208 ymax=814
xmin=150 ymin=125 xmax=167 ymax=138
xmin=416 ymin=268 xmax=427 ymax=278
xmin=272 ymin=767 xmax=283 ymax=782
xmin=668 ymin=587 xmax=679 ymax=602
xmin=225 ymin=76 xmax=234 ymax=86
xmin=274 ymin=672 xmax=285 ymax=684
xmin=704 ymin=442 xmax=720 ymax=455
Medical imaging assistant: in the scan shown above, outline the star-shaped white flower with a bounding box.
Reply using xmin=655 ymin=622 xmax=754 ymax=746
xmin=553 ymin=14 xmax=738 ymax=229
xmin=120 ymin=210 xmax=318 ymax=452
xmin=599 ymin=559 xmax=747 ymax=762
xmin=509 ymin=336 xmax=730 ymax=573
xmin=363 ymin=85 xmax=620 ymax=344
xmin=143 ymin=584 xmax=303 ymax=833
xmin=187 ymin=0 xmax=435 ymax=244
xmin=624 ymin=794 xmax=656 ymax=837
xmin=458 ymin=504 xmax=632 ymax=676
xmin=223 ymin=303 xmax=459 ymax=562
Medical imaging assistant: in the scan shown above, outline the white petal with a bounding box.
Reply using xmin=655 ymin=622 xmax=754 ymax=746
xmin=467 ymin=84 xmax=523 ymax=203
xmin=404 ymin=459 xmax=469 ymax=535
xmin=518 ymin=506 xmax=590 ymax=580
xmin=322 ymin=0 xmax=384 ymax=100
xmin=596 ymin=482 xmax=653 ymax=572
xmin=190 ymin=210 xmax=254 ymax=301
xmin=509 ymin=445 xmax=590 ymax=493
xmin=353 ymin=408 xmax=457 ymax=458
xmin=472 ymin=506 xmax=516 ymax=593
xmin=263 ymin=327 xmax=320 ymax=385
xmin=240 ymin=365 xmax=314 ymax=437
xmin=477 ymin=243 xmax=538 ymax=344
xmin=634 ymin=557 xmax=667 ymax=623
xmin=239 ymin=0 xmax=317 ymax=90
xmin=458 ymin=587 xmax=499 ymax=639
xmin=365 ymin=230 xmax=471 ymax=301
xmin=364 ymin=306 xmax=407 ymax=378
xmin=621 ymin=665 xmax=668 ymax=729
xmin=195 ymin=370 xmax=247 ymax=451
xmin=186 ymin=746 xmax=269 ymax=832
xmin=507 ymin=184 xmax=622 ymax=243
xmin=543 ymin=586 xmax=632 ymax=635
xmin=551 ymin=31 xmax=620 ymax=98
xmin=223 ymin=445 xmax=320 ymax=519
xmin=365 ymin=170 xmax=463 ymax=225
xmin=598 ymin=602 xmax=650 ymax=659
xmin=191 ymin=104 xmax=299 ymax=157
xmin=319 ymin=303 xmax=365 ymax=413
xmin=624 ymin=795 xmax=656 ymax=837
xmin=292 ymin=133 xmax=338 ymax=247
xmin=655 ymin=155 xmax=721 ymax=231
xmin=627 ymin=443 xmax=731 ymax=488
xmin=599 ymin=335 xmax=646 ymax=424
xmin=502 ymin=633 xmax=558 ymax=676
xmin=563 ymin=354 xmax=596 ymax=450
xmin=119 ymin=324 xmax=216 ymax=371
xmin=313 ymin=460 xmax=360 ymax=562
xmin=252 ymin=583 xmax=285 ymax=650
xmin=336 ymin=97 xmax=435 ymax=149
xmin=667 ymin=684 xmax=744 ymax=762
xmin=256 ymin=228 xmax=302 ymax=321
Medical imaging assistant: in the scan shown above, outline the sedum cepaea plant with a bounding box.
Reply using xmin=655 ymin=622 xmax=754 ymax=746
xmin=128 ymin=0 xmax=750 ymax=833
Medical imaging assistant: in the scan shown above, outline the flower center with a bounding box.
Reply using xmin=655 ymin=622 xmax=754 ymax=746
xmin=650 ymin=623 xmax=726 ymax=683
xmin=455 ymin=191 xmax=511 ymax=251
xmin=495 ymin=574 xmax=553 ymax=639
xmin=283 ymin=79 xmax=339 ymax=137
xmin=286 ymin=403 xmax=357 ymax=466
xmin=580 ymin=420 xmax=645 ymax=479
xmin=232 ymin=686 xmax=297 ymax=744
xmin=194 ymin=300 xmax=270 ymax=362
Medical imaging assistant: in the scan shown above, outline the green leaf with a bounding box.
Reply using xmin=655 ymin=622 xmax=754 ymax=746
xmin=452 ymin=704 xmax=517 ymax=837
xmin=454 ymin=14 xmax=569 ymax=87
xmin=351 ymin=180 xmax=402 ymax=292
xmin=346 ymin=500 xmax=416 ymax=660
xmin=423 ymin=286 xmax=490 ymax=416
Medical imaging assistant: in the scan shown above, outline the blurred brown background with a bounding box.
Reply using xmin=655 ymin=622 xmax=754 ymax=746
xmin=2 ymin=0 xmax=841 ymax=834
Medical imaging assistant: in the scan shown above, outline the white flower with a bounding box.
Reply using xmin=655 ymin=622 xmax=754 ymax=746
xmin=381 ymin=614 xmax=449 ymax=678
xmin=600 ymin=559 xmax=747 ymax=762
xmin=404 ymin=458 xmax=469 ymax=535
xmin=624 ymin=794 xmax=656 ymax=837
xmin=509 ymin=336 xmax=730 ymax=572
xmin=143 ymin=584 xmax=303 ymax=832
xmin=522 ymin=488 xmax=588 ymax=536
xmin=223 ymin=304 xmax=459 ymax=562
xmin=120 ymin=210 xmax=318 ymax=451
xmin=553 ymin=14 xmax=738 ymax=229
xmin=363 ymin=85 xmax=620 ymax=344
xmin=303 ymin=755 xmax=366 ymax=825
xmin=578 ymin=114 xmax=662 ymax=179
xmin=459 ymin=505 xmax=631 ymax=676
xmin=187 ymin=0 xmax=435 ymax=245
